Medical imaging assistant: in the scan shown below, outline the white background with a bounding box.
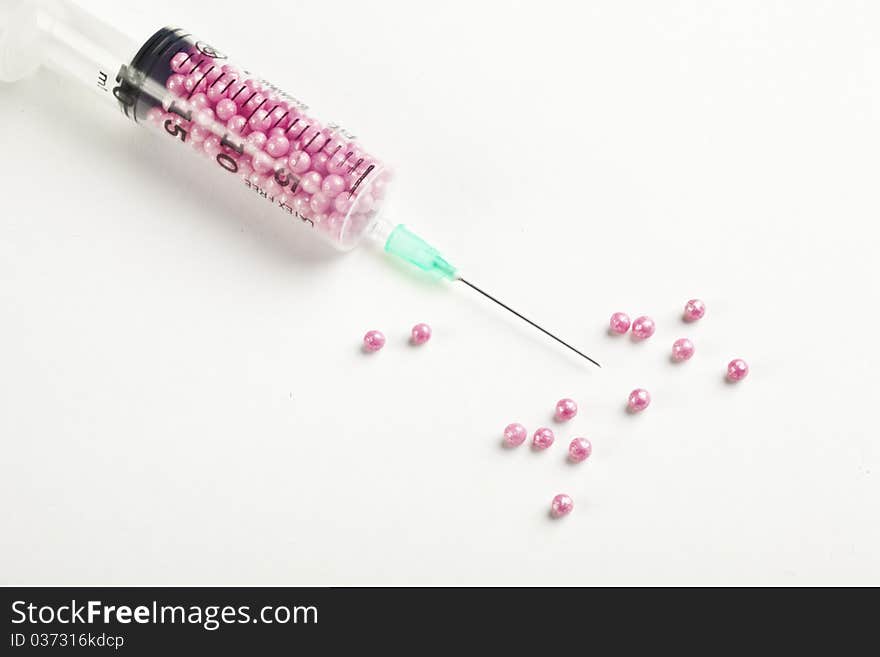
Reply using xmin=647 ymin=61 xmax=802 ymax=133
xmin=1 ymin=0 xmax=878 ymax=585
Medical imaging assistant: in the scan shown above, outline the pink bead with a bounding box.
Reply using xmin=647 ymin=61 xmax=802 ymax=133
xmin=627 ymin=388 xmax=651 ymax=412
xmin=727 ymin=359 xmax=749 ymax=381
xmin=334 ymin=193 xmax=355 ymax=214
xmin=246 ymin=131 xmax=268 ymax=149
xmin=202 ymin=135 xmax=221 ymax=158
xmin=609 ymin=312 xmax=631 ymax=334
xmin=631 ymin=316 xmax=656 ymax=340
xmin=190 ymin=92 xmax=210 ymax=110
xmin=363 ymin=330 xmax=386 ymax=352
xmin=568 ymin=437 xmax=592 ymax=462
xmin=262 ymin=175 xmax=282 ymax=198
xmin=321 ymin=174 xmax=346 ymax=197
xmin=309 ymin=192 xmax=330 ymax=214
xmin=327 ymin=151 xmax=350 ymax=175
xmin=503 ymin=423 xmax=527 ymax=447
xmin=183 ymin=74 xmax=203 ymax=94
xmin=206 ymin=83 xmax=227 ymax=103
xmin=242 ymin=92 xmax=265 ymax=112
xmin=189 ymin=124 xmax=209 ymax=143
xmin=290 ymin=193 xmax=311 ymax=217
xmin=226 ymin=115 xmax=247 ymax=134
xmin=311 ymin=152 xmax=329 ymax=173
xmin=671 ymin=338 xmax=695 ymax=361
xmin=170 ymin=51 xmax=191 ymax=74
xmin=236 ymin=160 xmax=253 ymax=180
xmin=301 ymin=171 xmax=323 ymax=194
xmin=145 ymin=107 xmax=164 ymax=123
xmin=554 ymin=398 xmax=578 ymax=422
xmin=215 ymin=98 xmax=237 ymax=121
xmin=248 ymin=109 xmax=272 ymax=132
xmin=252 ymin=151 xmax=274 ymax=174
xmin=265 ymin=134 xmax=290 ymax=158
xmin=550 ymin=494 xmax=574 ymax=518
xmin=165 ymin=73 xmax=186 ymax=96
xmin=532 ymin=427 xmax=555 ymax=450
xmin=226 ymin=81 xmax=248 ymax=102
xmin=684 ymin=299 xmax=706 ymax=322
xmin=411 ymin=323 xmax=432 ymax=345
xmin=288 ymin=151 xmax=311 ymax=174
xmin=267 ymin=107 xmax=290 ymax=130
xmin=299 ymin=124 xmax=324 ymax=151
xmin=194 ymin=107 xmax=215 ymax=127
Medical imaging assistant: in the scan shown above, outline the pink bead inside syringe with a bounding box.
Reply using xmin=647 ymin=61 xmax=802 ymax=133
xmin=117 ymin=29 xmax=390 ymax=250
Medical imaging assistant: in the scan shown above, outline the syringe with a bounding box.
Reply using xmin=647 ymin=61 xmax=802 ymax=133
xmin=0 ymin=0 xmax=599 ymax=367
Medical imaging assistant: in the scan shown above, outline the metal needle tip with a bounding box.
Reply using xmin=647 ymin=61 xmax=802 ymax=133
xmin=456 ymin=277 xmax=601 ymax=368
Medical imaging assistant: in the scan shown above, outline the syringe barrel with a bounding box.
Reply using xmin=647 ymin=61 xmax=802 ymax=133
xmin=1 ymin=2 xmax=391 ymax=251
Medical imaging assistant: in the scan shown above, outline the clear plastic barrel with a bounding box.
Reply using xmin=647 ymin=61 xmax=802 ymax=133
xmin=113 ymin=28 xmax=390 ymax=250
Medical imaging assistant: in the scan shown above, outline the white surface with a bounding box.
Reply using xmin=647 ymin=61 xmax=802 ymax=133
xmin=1 ymin=0 xmax=878 ymax=586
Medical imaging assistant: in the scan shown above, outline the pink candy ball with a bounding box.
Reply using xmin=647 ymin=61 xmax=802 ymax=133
xmin=165 ymin=73 xmax=186 ymax=96
xmin=309 ymin=193 xmax=331 ymax=214
xmin=550 ymin=494 xmax=574 ymax=518
xmin=532 ymin=427 xmax=555 ymax=450
xmin=289 ymin=151 xmax=311 ymax=174
xmin=631 ymin=315 xmax=656 ymax=340
xmin=301 ymin=171 xmax=323 ymax=194
xmin=727 ymin=358 xmax=749 ymax=381
xmin=411 ymin=323 xmax=432 ymax=345
xmin=246 ymin=130 xmax=268 ymax=149
xmin=321 ymin=174 xmax=347 ymax=197
xmin=265 ymin=134 xmax=290 ymax=158
xmin=684 ymin=299 xmax=706 ymax=322
xmin=554 ymin=398 xmax=578 ymax=422
xmin=503 ymin=423 xmax=527 ymax=447
xmin=627 ymin=388 xmax=651 ymax=412
xmin=363 ymin=330 xmax=385 ymax=352
xmin=671 ymin=338 xmax=695 ymax=362
xmin=568 ymin=437 xmax=592 ymax=463
xmin=170 ymin=51 xmax=190 ymax=74
xmin=226 ymin=115 xmax=247 ymax=134
xmin=190 ymin=92 xmax=210 ymax=110
xmin=311 ymin=152 xmax=329 ymax=173
xmin=609 ymin=312 xmax=631 ymax=334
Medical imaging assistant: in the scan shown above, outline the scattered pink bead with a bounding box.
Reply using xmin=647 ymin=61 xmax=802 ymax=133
xmin=727 ymin=358 xmax=749 ymax=381
xmin=554 ymin=398 xmax=578 ymax=422
xmin=627 ymin=388 xmax=651 ymax=412
xmin=362 ymin=330 xmax=386 ymax=352
xmin=684 ymin=299 xmax=706 ymax=322
xmin=411 ymin=323 xmax=432 ymax=345
xmin=568 ymin=437 xmax=592 ymax=463
xmin=609 ymin=312 xmax=631 ymax=334
xmin=550 ymin=494 xmax=574 ymax=518
xmin=671 ymin=338 xmax=695 ymax=362
xmin=503 ymin=423 xmax=527 ymax=447
xmin=532 ymin=427 xmax=555 ymax=450
xmin=631 ymin=316 xmax=656 ymax=340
